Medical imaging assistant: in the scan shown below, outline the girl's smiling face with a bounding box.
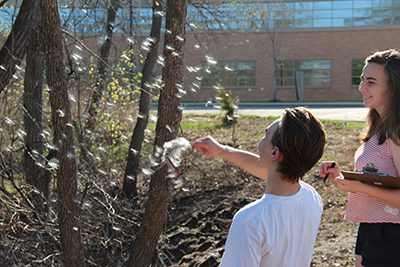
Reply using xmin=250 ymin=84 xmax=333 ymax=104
xmin=358 ymin=62 xmax=390 ymax=115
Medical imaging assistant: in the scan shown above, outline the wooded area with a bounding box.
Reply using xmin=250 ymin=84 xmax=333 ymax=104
xmin=0 ymin=0 xmax=194 ymax=266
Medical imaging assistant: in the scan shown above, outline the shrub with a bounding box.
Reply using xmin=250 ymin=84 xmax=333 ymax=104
xmin=216 ymin=89 xmax=239 ymax=126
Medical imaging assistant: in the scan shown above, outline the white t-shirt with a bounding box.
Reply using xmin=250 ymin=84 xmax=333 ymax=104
xmin=219 ymin=181 xmax=323 ymax=267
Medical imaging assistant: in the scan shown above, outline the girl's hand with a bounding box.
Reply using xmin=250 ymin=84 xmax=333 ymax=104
xmin=320 ymin=161 xmax=368 ymax=193
xmin=319 ymin=161 xmax=343 ymax=183
xmin=335 ymin=178 xmax=367 ymax=193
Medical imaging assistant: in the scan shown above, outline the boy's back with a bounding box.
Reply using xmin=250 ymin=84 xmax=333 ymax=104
xmin=220 ymin=182 xmax=323 ymax=267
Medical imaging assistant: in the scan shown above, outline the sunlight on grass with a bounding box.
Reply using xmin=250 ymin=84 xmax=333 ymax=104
xmin=320 ymin=119 xmax=366 ymax=130
xmin=148 ymin=119 xmax=218 ymax=132
xmin=180 ymin=120 xmax=218 ymax=131
xmin=239 ymin=114 xmax=280 ymax=120
xmin=147 ymin=115 xmax=366 ymax=135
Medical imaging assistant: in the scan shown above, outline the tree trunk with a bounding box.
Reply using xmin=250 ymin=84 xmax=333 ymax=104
xmin=23 ymin=4 xmax=50 ymax=204
xmin=86 ymin=0 xmax=120 ymax=131
xmin=40 ymin=1 xmax=85 ymax=266
xmin=0 ymin=0 xmax=40 ymax=93
xmin=126 ymin=0 xmax=187 ymax=266
xmin=122 ymin=0 xmax=163 ymax=198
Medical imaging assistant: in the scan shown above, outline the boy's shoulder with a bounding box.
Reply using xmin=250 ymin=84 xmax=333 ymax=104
xmin=300 ymin=181 xmax=319 ymax=194
xmin=233 ymin=196 xmax=268 ymax=223
xmin=234 ymin=182 xmax=322 ymax=223
xmin=299 ymin=181 xmax=323 ymax=204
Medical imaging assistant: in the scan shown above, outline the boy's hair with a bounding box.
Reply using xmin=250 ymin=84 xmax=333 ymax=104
xmin=271 ymin=107 xmax=326 ymax=183
xmin=362 ymin=49 xmax=400 ymax=144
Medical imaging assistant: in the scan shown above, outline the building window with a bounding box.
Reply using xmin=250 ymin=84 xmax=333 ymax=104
xmin=276 ymin=60 xmax=331 ymax=88
xmin=4 ymin=1 xmax=400 ymax=36
xmin=352 ymin=59 xmax=364 ymax=86
xmin=187 ymin=0 xmax=400 ymax=33
xmin=201 ymin=61 xmax=256 ymax=88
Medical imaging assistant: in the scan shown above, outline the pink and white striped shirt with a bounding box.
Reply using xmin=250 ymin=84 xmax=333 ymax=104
xmin=344 ymin=135 xmax=400 ymax=223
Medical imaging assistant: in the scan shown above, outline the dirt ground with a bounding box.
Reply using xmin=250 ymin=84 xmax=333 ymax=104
xmin=0 ymin=116 xmax=363 ymax=266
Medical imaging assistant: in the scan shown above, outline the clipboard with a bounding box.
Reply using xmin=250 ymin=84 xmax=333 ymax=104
xmin=342 ymin=171 xmax=400 ymax=189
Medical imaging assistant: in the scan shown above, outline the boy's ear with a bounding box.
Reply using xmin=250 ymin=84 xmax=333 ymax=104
xmin=271 ymin=146 xmax=281 ymax=161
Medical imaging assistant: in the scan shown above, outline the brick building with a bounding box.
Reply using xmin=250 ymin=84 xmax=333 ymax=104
xmin=183 ymin=26 xmax=400 ymax=102
xmin=181 ymin=0 xmax=400 ymax=102
xmin=3 ymin=0 xmax=400 ymax=102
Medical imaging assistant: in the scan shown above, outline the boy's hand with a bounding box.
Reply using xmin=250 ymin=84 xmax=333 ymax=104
xmin=192 ymin=136 xmax=226 ymax=158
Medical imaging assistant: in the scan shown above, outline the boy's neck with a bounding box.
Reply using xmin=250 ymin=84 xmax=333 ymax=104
xmin=265 ymin=172 xmax=301 ymax=196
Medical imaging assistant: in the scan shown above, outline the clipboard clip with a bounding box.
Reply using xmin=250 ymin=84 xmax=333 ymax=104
xmin=362 ymin=163 xmax=378 ymax=173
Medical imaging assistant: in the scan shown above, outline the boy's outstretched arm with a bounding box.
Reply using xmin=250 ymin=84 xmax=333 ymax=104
xmin=192 ymin=136 xmax=268 ymax=180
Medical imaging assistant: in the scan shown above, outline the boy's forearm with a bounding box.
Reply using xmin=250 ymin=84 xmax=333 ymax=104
xmin=220 ymin=146 xmax=268 ymax=180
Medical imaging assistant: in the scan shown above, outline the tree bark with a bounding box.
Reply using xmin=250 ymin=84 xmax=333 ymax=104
xmin=40 ymin=1 xmax=85 ymax=266
xmin=122 ymin=0 xmax=163 ymax=198
xmin=126 ymin=0 xmax=187 ymax=266
xmin=0 ymin=0 xmax=40 ymax=93
xmin=23 ymin=3 xmax=50 ymax=203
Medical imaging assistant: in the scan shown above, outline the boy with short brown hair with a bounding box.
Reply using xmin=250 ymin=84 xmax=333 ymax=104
xmin=193 ymin=107 xmax=326 ymax=267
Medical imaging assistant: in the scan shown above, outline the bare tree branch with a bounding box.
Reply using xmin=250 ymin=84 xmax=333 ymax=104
xmin=0 ymin=0 xmax=9 ymax=8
